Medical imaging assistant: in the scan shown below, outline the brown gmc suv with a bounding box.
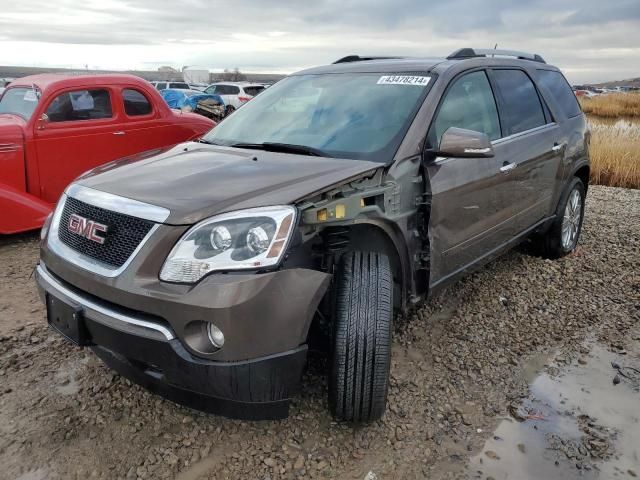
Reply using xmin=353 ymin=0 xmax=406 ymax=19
xmin=36 ymin=48 xmax=590 ymax=422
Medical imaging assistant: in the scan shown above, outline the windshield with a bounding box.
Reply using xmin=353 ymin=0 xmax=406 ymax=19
xmin=0 ymin=87 xmax=40 ymax=120
xmin=202 ymin=73 xmax=432 ymax=162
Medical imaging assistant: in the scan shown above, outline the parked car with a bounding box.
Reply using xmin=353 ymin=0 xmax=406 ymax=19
xmin=0 ymin=78 xmax=13 ymax=96
xmin=0 ymin=74 xmax=214 ymax=234
xmin=36 ymin=49 xmax=589 ymax=422
xmin=150 ymin=81 xmax=191 ymax=91
xmin=203 ymin=82 xmax=266 ymax=115
xmin=160 ymin=89 xmax=226 ymax=121
xmin=188 ymin=83 xmax=209 ymax=92
xmin=574 ymin=89 xmax=597 ymax=98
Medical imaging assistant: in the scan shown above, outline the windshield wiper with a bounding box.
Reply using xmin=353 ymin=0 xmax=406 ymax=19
xmin=230 ymin=142 xmax=332 ymax=158
xmin=196 ymin=138 xmax=220 ymax=145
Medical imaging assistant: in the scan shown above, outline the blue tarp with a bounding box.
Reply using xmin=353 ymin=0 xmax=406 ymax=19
xmin=160 ymin=89 xmax=224 ymax=109
xmin=184 ymin=93 xmax=225 ymax=110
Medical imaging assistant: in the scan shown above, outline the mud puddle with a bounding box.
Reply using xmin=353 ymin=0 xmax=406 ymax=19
xmin=468 ymin=343 xmax=640 ymax=479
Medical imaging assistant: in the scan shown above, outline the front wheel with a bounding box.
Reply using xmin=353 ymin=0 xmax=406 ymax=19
xmin=532 ymin=177 xmax=586 ymax=258
xmin=329 ymin=251 xmax=393 ymax=422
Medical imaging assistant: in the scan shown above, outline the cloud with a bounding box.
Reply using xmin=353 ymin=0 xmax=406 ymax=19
xmin=0 ymin=0 xmax=638 ymax=83
xmin=562 ymin=0 xmax=640 ymax=25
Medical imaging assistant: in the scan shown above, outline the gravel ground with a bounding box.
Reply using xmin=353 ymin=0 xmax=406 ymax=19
xmin=0 ymin=185 xmax=638 ymax=480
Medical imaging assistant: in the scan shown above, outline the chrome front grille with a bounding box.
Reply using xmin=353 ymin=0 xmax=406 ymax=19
xmin=58 ymin=196 xmax=155 ymax=268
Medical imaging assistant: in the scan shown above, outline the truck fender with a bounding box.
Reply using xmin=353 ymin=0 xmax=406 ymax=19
xmin=0 ymin=182 xmax=53 ymax=234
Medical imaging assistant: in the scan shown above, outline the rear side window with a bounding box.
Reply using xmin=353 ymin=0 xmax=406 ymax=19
xmin=46 ymin=89 xmax=112 ymax=122
xmin=536 ymin=70 xmax=582 ymax=118
xmin=169 ymin=82 xmax=189 ymax=89
xmin=216 ymin=85 xmax=239 ymax=95
xmin=492 ymin=70 xmax=546 ymax=135
xmin=243 ymin=86 xmax=265 ymax=97
xmin=430 ymin=70 xmax=501 ymax=148
xmin=123 ymin=89 xmax=152 ymax=116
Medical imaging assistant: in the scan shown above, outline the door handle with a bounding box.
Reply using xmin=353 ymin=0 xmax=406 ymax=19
xmin=113 ymin=131 xmax=126 ymax=136
xmin=500 ymin=162 xmax=516 ymax=173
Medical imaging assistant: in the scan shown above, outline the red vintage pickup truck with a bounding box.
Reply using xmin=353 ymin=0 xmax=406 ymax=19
xmin=0 ymin=74 xmax=214 ymax=234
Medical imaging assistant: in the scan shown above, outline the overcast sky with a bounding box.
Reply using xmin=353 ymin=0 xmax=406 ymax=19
xmin=0 ymin=0 xmax=638 ymax=83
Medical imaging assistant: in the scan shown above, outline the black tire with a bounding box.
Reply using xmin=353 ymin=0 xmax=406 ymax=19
xmin=225 ymin=105 xmax=235 ymax=117
xmin=329 ymin=251 xmax=393 ymax=422
xmin=531 ymin=176 xmax=586 ymax=259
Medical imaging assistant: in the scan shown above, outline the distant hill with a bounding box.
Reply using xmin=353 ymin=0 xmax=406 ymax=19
xmin=0 ymin=65 xmax=286 ymax=84
xmin=592 ymin=77 xmax=640 ymax=88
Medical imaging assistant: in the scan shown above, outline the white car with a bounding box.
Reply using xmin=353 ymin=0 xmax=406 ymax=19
xmin=188 ymin=83 xmax=209 ymax=92
xmin=0 ymin=77 xmax=14 ymax=96
xmin=150 ymin=81 xmax=192 ymax=91
xmin=203 ymin=82 xmax=266 ymax=115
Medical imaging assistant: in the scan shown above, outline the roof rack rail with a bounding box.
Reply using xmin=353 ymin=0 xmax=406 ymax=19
xmin=447 ymin=48 xmax=546 ymax=64
xmin=333 ymin=55 xmax=405 ymax=64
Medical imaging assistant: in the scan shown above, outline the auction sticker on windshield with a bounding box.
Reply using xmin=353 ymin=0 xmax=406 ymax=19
xmin=23 ymin=90 xmax=38 ymax=101
xmin=377 ymin=75 xmax=430 ymax=86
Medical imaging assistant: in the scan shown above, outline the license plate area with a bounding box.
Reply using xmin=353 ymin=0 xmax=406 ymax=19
xmin=46 ymin=294 xmax=90 ymax=346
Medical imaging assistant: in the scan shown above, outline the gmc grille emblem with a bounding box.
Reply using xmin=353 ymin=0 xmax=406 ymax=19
xmin=68 ymin=213 xmax=108 ymax=244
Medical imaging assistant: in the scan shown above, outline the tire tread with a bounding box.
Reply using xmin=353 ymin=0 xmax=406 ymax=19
xmin=329 ymin=251 xmax=392 ymax=422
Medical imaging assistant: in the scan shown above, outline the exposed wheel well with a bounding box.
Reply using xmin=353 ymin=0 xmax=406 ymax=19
xmin=574 ymin=165 xmax=590 ymax=192
xmin=319 ymin=224 xmax=405 ymax=312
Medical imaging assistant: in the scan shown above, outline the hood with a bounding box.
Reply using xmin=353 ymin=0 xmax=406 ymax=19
xmin=76 ymin=143 xmax=381 ymax=224
xmin=0 ymin=114 xmax=26 ymax=143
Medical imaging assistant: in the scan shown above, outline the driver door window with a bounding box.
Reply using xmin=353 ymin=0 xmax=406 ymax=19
xmin=429 ymin=71 xmax=500 ymax=148
xmin=45 ymin=89 xmax=113 ymax=122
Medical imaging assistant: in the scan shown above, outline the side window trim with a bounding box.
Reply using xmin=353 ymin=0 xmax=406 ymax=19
xmin=491 ymin=122 xmax=557 ymax=146
xmin=484 ymin=69 xmax=505 ymax=138
xmin=487 ymin=67 xmax=554 ymax=136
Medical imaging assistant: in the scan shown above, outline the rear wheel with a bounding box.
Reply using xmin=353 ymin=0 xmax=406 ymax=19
xmin=225 ymin=105 xmax=236 ymax=117
xmin=329 ymin=251 xmax=392 ymax=422
xmin=531 ymin=177 xmax=586 ymax=258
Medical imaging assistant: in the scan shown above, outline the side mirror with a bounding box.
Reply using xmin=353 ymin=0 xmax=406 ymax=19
xmin=436 ymin=127 xmax=494 ymax=158
xmin=36 ymin=113 xmax=49 ymax=130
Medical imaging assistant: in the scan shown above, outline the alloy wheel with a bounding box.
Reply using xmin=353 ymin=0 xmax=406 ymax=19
xmin=561 ymin=188 xmax=582 ymax=250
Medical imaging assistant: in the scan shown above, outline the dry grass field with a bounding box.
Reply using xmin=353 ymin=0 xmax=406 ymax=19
xmin=588 ymin=120 xmax=640 ymax=189
xmin=579 ymin=92 xmax=640 ymax=118
xmin=579 ymin=93 xmax=640 ymax=189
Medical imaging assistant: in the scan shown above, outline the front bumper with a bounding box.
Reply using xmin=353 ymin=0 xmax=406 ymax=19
xmin=35 ymin=263 xmax=309 ymax=419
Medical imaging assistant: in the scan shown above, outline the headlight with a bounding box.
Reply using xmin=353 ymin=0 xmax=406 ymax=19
xmin=160 ymin=206 xmax=296 ymax=283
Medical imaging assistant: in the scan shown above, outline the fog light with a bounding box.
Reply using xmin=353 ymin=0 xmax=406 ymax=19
xmin=207 ymin=323 xmax=225 ymax=348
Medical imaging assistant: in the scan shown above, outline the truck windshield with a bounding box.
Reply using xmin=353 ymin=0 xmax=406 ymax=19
xmin=0 ymin=87 xmax=40 ymax=120
xmin=202 ymin=73 xmax=432 ymax=162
